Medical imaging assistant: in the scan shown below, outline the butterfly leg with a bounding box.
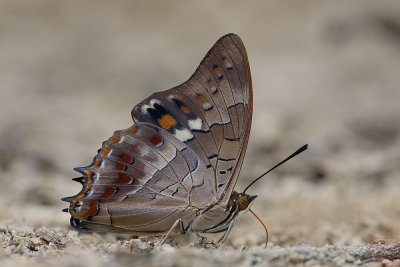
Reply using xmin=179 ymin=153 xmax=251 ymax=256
xmin=217 ymin=220 xmax=235 ymax=244
xmin=158 ymin=219 xmax=184 ymax=246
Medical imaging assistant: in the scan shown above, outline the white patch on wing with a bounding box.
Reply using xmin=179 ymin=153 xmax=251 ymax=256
xmin=225 ymin=62 xmax=233 ymax=69
xmin=141 ymin=104 xmax=150 ymax=114
xmin=188 ymin=118 xmax=203 ymax=130
xmin=141 ymin=99 xmax=162 ymax=114
xmin=174 ymin=128 xmax=193 ymax=142
xmin=202 ymin=101 xmax=212 ymax=110
xmin=75 ymin=201 xmax=82 ymax=212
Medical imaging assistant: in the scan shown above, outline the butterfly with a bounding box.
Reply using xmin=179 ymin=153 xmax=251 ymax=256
xmin=62 ymin=33 xmax=256 ymax=244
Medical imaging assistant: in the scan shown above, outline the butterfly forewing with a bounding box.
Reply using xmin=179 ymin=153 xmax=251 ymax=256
xmin=63 ymin=33 xmax=252 ymax=234
xmin=131 ymin=34 xmax=252 ymax=202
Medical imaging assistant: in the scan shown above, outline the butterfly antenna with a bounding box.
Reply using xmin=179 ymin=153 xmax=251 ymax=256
xmin=243 ymin=144 xmax=308 ymax=194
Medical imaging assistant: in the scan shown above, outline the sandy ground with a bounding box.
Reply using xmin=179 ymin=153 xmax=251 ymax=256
xmin=1 ymin=1 xmax=400 ymax=266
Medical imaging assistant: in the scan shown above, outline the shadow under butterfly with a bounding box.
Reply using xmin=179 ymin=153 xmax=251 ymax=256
xmin=62 ymin=33 xmax=307 ymax=247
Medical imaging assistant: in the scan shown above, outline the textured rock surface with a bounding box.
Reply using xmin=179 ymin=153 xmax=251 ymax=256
xmin=1 ymin=1 xmax=400 ymax=266
xmin=1 ymin=222 xmax=399 ymax=266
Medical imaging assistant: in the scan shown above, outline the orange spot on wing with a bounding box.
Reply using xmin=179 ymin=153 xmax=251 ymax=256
xmin=85 ymin=200 xmax=99 ymax=218
xmin=132 ymin=144 xmax=138 ymax=152
xmin=120 ymin=154 xmax=132 ymax=163
xmin=198 ymin=95 xmax=205 ymax=101
xmin=158 ymin=114 xmax=177 ymax=130
xmin=116 ymin=163 xmax=125 ymax=170
xmin=115 ymin=172 xmax=132 ymax=184
xmin=100 ymin=145 xmax=110 ymax=157
xmin=127 ymin=127 xmax=137 ymax=133
xmin=75 ymin=200 xmax=98 ymax=219
xmin=100 ymin=186 xmax=116 ymax=198
xmin=208 ymin=80 xmax=213 ymax=86
xmin=83 ymin=170 xmax=93 ymax=184
xmin=92 ymin=158 xmax=101 ymax=168
xmin=77 ymin=185 xmax=91 ymax=199
xmin=111 ymin=134 xmax=120 ymax=144
xmin=180 ymin=105 xmax=190 ymax=114
xmin=151 ymin=135 xmax=162 ymax=146
xmin=70 ymin=200 xmax=78 ymax=214
xmin=223 ymin=58 xmax=229 ymax=64
xmin=214 ymin=67 xmax=220 ymax=74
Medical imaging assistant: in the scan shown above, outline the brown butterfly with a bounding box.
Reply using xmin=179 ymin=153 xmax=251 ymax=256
xmin=62 ymin=33 xmax=306 ymax=245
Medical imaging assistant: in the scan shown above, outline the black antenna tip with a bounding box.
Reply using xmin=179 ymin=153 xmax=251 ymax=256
xmin=293 ymin=144 xmax=308 ymax=157
xmin=300 ymin=144 xmax=308 ymax=151
xmin=242 ymin=144 xmax=309 ymax=194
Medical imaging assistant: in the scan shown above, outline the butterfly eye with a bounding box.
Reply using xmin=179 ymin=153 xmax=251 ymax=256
xmin=237 ymin=195 xmax=250 ymax=211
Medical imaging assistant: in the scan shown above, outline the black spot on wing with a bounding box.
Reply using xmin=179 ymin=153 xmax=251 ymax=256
xmin=172 ymin=187 xmax=179 ymax=196
xmin=160 ymin=182 xmax=178 ymax=193
xmin=171 ymin=97 xmax=198 ymax=120
xmin=106 ymin=208 xmax=112 ymax=225
xmin=181 ymin=173 xmax=190 ymax=182
xmin=208 ymin=154 xmax=217 ymax=160
xmin=191 ymin=128 xmax=211 ymax=134
xmin=204 ymin=105 xmax=213 ymax=111
xmin=224 ymin=137 xmax=240 ymax=141
xmin=218 ymin=157 xmax=236 ymax=162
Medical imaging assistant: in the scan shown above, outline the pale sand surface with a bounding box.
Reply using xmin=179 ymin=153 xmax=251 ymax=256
xmin=1 ymin=1 xmax=400 ymax=266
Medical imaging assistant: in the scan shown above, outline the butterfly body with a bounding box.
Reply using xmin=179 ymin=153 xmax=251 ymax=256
xmin=62 ymin=33 xmax=254 ymax=241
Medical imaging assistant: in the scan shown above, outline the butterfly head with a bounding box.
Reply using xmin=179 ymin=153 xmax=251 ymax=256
xmin=237 ymin=193 xmax=257 ymax=211
xmin=229 ymin=191 xmax=257 ymax=214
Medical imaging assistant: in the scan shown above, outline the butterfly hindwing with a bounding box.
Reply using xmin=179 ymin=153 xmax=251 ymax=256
xmin=64 ymin=122 xmax=215 ymax=232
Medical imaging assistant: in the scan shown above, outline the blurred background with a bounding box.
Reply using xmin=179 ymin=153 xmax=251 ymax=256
xmin=1 ymin=0 xmax=399 ymax=247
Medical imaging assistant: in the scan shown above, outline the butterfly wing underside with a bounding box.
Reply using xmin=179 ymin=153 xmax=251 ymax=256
xmin=62 ymin=34 xmax=252 ymax=233
xmin=132 ymin=33 xmax=252 ymax=204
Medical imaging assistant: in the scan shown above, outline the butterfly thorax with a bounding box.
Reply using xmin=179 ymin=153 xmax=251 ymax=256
xmin=188 ymin=191 xmax=257 ymax=233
